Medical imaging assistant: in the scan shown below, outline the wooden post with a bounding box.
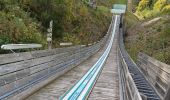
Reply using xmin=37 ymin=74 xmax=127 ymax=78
xmin=127 ymin=0 xmax=132 ymax=12
xmin=47 ymin=20 xmax=53 ymax=50
xmin=164 ymin=87 xmax=170 ymax=100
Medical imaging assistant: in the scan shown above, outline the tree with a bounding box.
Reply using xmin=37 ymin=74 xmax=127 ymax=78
xmin=162 ymin=4 xmax=170 ymax=14
xmin=153 ymin=0 xmax=167 ymax=11
xmin=137 ymin=0 xmax=150 ymax=11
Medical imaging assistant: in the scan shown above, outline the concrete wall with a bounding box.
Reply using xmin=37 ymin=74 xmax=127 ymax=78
xmin=137 ymin=52 xmax=170 ymax=100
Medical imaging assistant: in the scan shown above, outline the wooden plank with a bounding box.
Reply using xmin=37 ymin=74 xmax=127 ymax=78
xmin=0 ymin=29 xmax=109 ymax=99
xmin=30 ymin=46 xmax=80 ymax=58
xmin=0 ymin=45 xmax=95 ymax=87
xmin=89 ymin=29 xmax=120 ymax=100
xmin=0 ymin=46 xmax=81 ymax=65
xmin=0 ymin=53 xmax=66 ymax=76
xmin=137 ymin=52 xmax=170 ymax=99
xmin=138 ymin=53 xmax=170 ymax=74
xmin=25 ymin=40 xmax=105 ymax=100
xmin=0 ymin=52 xmax=32 ymax=65
xmin=0 ymin=52 xmax=78 ymax=86
xmin=0 ymin=46 xmax=88 ymax=76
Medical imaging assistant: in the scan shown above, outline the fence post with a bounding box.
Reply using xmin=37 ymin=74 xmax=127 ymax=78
xmin=47 ymin=20 xmax=53 ymax=50
xmin=163 ymin=86 xmax=170 ymax=100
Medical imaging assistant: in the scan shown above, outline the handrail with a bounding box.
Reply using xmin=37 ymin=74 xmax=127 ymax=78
xmin=1 ymin=44 xmax=42 ymax=53
xmin=138 ymin=52 xmax=170 ymax=100
xmin=1 ymin=44 xmax=42 ymax=50
xmin=118 ymin=15 xmax=142 ymax=100
xmin=119 ymin=48 xmax=142 ymax=100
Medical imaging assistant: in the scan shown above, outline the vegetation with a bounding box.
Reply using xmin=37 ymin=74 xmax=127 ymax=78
xmin=125 ymin=0 xmax=170 ymax=64
xmin=20 ymin=0 xmax=115 ymax=46
xmin=0 ymin=0 xmax=116 ymax=53
xmin=124 ymin=11 xmax=139 ymax=29
xmin=0 ymin=0 xmax=45 ymax=50
xmin=135 ymin=0 xmax=170 ymax=19
xmin=114 ymin=0 xmax=127 ymax=4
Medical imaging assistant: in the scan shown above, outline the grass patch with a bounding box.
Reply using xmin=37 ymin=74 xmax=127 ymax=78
xmin=114 ymin=0 xmax=127 ymax=4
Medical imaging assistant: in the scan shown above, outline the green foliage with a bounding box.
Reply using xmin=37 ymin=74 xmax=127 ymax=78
xmin=126 ymin=0 xmax=170 ymax=64
xmin=79 ymin=6 xmax=89 ymax=17
xmin=20 ymin=0 xmax=112 ymax=45
xmin=135 ymin=0 xmax=170 ymax=19
xmin=153 ymin=0 xmax=167 ymax=11
xmin=125 ymin=18 xmax=170 ymax=64
xmin=97 ymin=6 xmax=110 ymax=13
xmin=137 ymin=0 xmax=150 ymax=11
xmin=162 ymin=4 xmax=170 ymax=14
xmin=0 ymin=1 xmax=46 ymax=51
xmin=124 ymin=11 xmax=139 ymax=29
xmin=0 ymin=0 xmax=114 ymax=53
xmin=114 ymin=0 xmax=127 ymax=4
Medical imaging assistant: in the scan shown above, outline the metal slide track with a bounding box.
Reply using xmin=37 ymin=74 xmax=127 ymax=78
xmin=119 ymin=25 xmax=160 ymax=100
xmin=60 ymin=15 xmax=118 ymax=100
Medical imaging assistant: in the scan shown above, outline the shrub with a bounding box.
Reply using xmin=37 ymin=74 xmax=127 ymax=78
xmin=162 ymin=4 xmax=170 ymax=14
xmin=137 ymin=0 xmax=150 ymax=11
xmin=153 ymin=0 xmax=167 ymax=11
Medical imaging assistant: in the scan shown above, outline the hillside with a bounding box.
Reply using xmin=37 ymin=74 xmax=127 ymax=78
xmin=0 ymin=0 xmax=115 ymax=53
xmin=0 ymin=0 xmax=46 ymax=53
xmin=125 ymin=0 xmax=170 ymax=64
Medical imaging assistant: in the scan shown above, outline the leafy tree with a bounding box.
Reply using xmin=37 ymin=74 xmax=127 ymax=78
xmin=137 ymin=0 xmax=150 ymax=11
xmin=162 ymin=4 xmax=170 ymax=14
xmin=153 ymin=0 xmax=167 ymax=11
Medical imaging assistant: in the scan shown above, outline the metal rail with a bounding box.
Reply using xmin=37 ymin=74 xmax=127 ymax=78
xmin=60 ymin=15 xmax=118 ymax=100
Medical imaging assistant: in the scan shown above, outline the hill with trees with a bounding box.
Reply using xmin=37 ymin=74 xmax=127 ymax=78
xmin=0 ymin=0 xmax=115 ymax=53
xmin=125 ymin=0 xmax=170 ymax=64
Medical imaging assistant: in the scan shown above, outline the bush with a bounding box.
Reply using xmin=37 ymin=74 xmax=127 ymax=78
xmin=137 ymin=0 xmax=150 ymax=11
xmin=162 ymin=4 xmax=170 ymax=15
xmin=136 ymin=0 xmax=169 ymax=19
xmin=0 ymin=3 xmax=45 ymax=47
xmin=153 ymin=0 xmax=167 ymax=11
